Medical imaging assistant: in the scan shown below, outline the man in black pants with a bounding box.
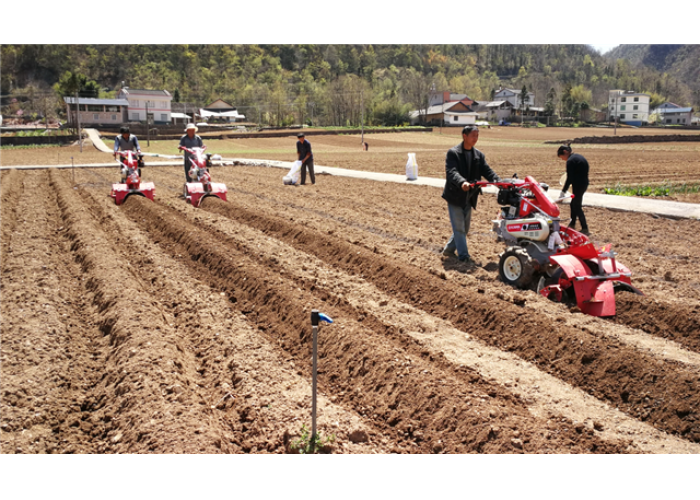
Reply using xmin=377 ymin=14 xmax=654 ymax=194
xmin=296 ymin=133 xmax=315 ymax=185
xmin=557 ymin=145 xmax=590 ymax=235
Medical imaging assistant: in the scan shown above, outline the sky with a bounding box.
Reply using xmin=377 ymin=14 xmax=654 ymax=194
xmin=590 ymin=45 xmax=619 ymax=54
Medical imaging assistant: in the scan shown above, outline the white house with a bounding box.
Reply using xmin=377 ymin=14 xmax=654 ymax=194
xmin=653 ymin=102 xmax=694 ymax=125
xmin=493 ymin=88 xmax=535 ymax=109
xmin=608 ymin=90 xmax=650 ymax=126
xmin=472 ymin=100 xmax=513 ymax=122
xmin=410 ymin=101 xmax=477 ymax=126
xmin=117 ymin=88 xmax=172 ymax=124
xmin=63 ymin=97 xmax=129 ymax=126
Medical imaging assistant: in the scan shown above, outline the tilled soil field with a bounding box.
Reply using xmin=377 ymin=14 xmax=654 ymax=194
xmin=2 ymin=128 xmax=700 ymax=454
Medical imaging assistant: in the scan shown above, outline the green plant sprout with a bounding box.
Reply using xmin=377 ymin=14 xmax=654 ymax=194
xmin=603 ymin=181 xmax=700 ymax=197
xmin=290 ymin=424 xmax=335 ymax=454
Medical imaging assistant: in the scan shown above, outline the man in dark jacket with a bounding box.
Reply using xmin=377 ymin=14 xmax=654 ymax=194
xmin=179 ymin=123 xmax=204 ymax=182
xmin=296 ymin=133 xmax=315 ymax=185
xmin=557 ymin=145 xmax=590 ymax=235
xmin=442 ymin=125 xmax=501 ymax=262
xmin=113 ymin=126 xmax=140 ymax=156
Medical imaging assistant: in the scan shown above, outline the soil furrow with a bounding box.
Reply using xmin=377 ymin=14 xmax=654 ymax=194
xmin=198 ymin=195 xmax=700 ymax=443
xmin=1 ymin=170 xmax=104 ymax=453
xmin=153 ymin=192 xmax=697 ymax=453
xmin=48 ymin=168 xmax=240 ymax=453
xmin=1 ymin=169 xmax=24 ymax=260
xmin=614 ymin=293 xmax=700 ymax=353
xmin=115 ymin=194 xmax=625 ymax=453
xmin=74 ymin=168 xmax=396 ymax=453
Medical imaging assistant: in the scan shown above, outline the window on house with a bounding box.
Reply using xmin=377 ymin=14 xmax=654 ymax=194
xmin=666 ymin=119 xmax=672 ymax=123
xmin=633 ymin=114 xmax=638 ymax=119
xmin=132 ymin=113 xmax=140 ymax=120
xmin=112 ymin=114 xmax=117 ymax=121
xmin=107 ymin=105 xmax=119 ymax=112
xmin=454 ymin=116 xmax=458 ymax=122
xmin=620 ymin=114 xmax=625 ymax=119
xmin=634 ymin=97 xmax=639 ymax=102
xmin=88 ymin=105 xmax=103 ymax=112
xmin=161 ymin=114 xmax=167 ymax=122
xmin=634 ymin=105 xmax=638 ymax=110
xmin=93 ymin=114 xmax=100 ymax=120
xmin=682 ymin=118 xmax=686 ymax=123
xmin=621 ymin=97 xmax=627 ymax=102
xmin=621 ymin=105 xmax=626 ymax=111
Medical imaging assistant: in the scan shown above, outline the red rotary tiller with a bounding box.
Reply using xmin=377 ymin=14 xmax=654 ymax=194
xmin=179 ymin=146 xmax=228 ymax=208
xmin=472 ymin=175 xmax=642 ymax=317
xmin=110 ymin=150 xmax=155 ymax=205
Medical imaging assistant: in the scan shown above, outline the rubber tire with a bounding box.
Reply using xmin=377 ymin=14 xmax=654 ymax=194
xmin=499 ymin=247 xmax=536 ymax=289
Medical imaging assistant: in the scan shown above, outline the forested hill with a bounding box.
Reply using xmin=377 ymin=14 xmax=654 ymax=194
xmin=606 ymin=44 xmax=700 ymax=96
xmin=1 ymin=44 xmax=696 ymax=126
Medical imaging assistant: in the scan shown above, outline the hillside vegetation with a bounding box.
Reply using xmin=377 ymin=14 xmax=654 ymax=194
xmin=608 ymin=44 xmax=700 ymax=98
xmin=1 ymin=44 xmax=696 ymax=126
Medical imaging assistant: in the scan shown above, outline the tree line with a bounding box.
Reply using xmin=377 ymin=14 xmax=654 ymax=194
xmin=1 ymin=44 xmax=696 ymax=126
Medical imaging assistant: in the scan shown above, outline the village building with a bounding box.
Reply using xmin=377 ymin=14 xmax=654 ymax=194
xmin=63 ymin=97 xmax=129 ymax=126
xmin=116 ymin=88 xmax=172 ymax=124
xmin=199 ymin=99 xmax=246 ymax=122
xmin=653 ymin=102 xmax=694 ymax=125
xmin=410 ymin=101 xmax=478 ymax=126
xmin=608 ymin=90 xmax=650 ymax=126
xmin=493 ymin=88 xmax=535 ymax=109
xmin=472 ymin=100 xmax=514 ymax=123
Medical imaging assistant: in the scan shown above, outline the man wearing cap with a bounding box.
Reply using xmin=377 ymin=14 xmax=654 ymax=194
xmin=113 ymin=126 xmax=140 ymax=157
xmin=441 ymin=125 xmax=500 ymax=263
xmin=179 ymin=123 xmax=204 ymax=182
xmin=296 ymin=133 xmax=315 ymax=185
xmin=557 ymin=145 xmax=590 ymax=235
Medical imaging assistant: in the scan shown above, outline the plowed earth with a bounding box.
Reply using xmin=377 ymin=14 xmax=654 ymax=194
xmin=2 ymin=128 xmax=700 ymax=454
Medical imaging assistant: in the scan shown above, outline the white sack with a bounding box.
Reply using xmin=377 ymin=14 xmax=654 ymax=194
xmin=284 ymin=160 xmax=303 ymax=185
xmin=406 ymin=153 xmax=418 ymax=181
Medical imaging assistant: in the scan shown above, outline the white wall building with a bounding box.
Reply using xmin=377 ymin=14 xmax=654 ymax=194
xmin=653 ymin=102 xmax=694 ymax=125
xmin=117 ymin=88 xmax=172 ymax=124
xmin=64 ymin=97 xmax=129 ymax=126
xmin=493 ymin=88 xmax=535 ymax=108
xmin=608 ymin=90 xmax=650 ymax=126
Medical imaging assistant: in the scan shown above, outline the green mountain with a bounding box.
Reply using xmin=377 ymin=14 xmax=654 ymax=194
xmin=607 ymin=44 xmax=700 ymax=101
xmin=2 ymin=44 xmax=696 ymax=126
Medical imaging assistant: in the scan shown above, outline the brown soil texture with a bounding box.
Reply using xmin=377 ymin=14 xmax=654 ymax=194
xmin=2 ymin=128 xmax=700 ymax=454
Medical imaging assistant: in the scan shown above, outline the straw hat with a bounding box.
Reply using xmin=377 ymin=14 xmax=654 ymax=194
xmin=185 ymin=123 xmax=198 ymax=132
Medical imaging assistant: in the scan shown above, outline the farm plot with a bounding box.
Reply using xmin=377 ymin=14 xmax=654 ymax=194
xmin=2 ymin=127 xmax=700 ymax=454
xmin=1 ymin=160 xmax=699 ymax=454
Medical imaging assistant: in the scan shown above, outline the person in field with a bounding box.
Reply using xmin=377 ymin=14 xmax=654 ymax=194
xmin=296 ymin=133 xmax=315 ymax=185
xmin=179 ymin=123 xmax=204 ymax=182
xmin=557 ymin=145 xmax=590 ymax=235
xmin=113 ymin=126 xmax=140 ymax=157
xmin=441 ymin=125 xmax=501 ymax=263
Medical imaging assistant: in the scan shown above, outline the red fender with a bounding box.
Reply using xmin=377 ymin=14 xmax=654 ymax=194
xmin=550 ymin=254 xmax=616 ymax=317
xmin=184 ymin=182 xmax=228 ymax=208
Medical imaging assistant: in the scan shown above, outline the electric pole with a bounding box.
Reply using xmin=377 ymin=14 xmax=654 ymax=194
xmin=75 ymin=92 xmax=82 ymax=153
xmin=360 ymin=91 xmax=364 ymax=145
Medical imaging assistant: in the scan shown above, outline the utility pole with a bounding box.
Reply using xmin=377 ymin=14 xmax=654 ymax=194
xmin=146 ymin=101 xmax=150 ymax=146
xmin=360 ymin=91 xmax=364 ymax=145
xmin=614 ymin=92 xmax=618 ymax=136
xmin=75 ymin=92 xmax=82 ymax=153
